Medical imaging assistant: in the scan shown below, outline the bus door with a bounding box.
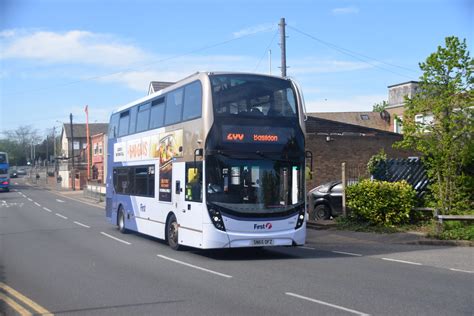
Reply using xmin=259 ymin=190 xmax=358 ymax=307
xmin=173 ymin=161 xmax=203 ymax=248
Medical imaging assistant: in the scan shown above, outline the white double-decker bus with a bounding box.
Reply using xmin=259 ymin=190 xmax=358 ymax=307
xmin=106 ymin=72 xmax=308 ymax=249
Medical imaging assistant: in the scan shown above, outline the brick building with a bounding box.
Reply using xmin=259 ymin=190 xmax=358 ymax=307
xmin=305 ymin=116 xmax=415 ymax=188
xmin=91 ymin=132 xmax=107 ymax=183
xmin=58 ymin=123 xmax=108 ymax=189
xmin=385 ymin=81 xmax=420 ymax=133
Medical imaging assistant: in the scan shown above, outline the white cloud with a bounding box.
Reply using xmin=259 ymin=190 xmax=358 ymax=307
xmin=232 ymin=23 xmax=275 ymax=38
xmin=1 ymin=29 xmax=151 ymax=67
xmin=332 ymin=6 xmax=360 ymax=15
xmin=97 ymin=55 xmax=258 ymax=91
xmin=0 ymin=29 xmax=16 ymax=38
xmin=305 ymin=94 xmax=386 ymax=113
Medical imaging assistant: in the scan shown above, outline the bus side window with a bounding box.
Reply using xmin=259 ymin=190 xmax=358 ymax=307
xmin=183 ymin=81 xmax=202 ymax=121
xmin=185 ymin=162 xmax=202 ymax=202
xmin=109 ymin=114 xmax=120 ymax=139
xmin=129 ymin=106 xmax=138 ymax=134
xmin=118 ymin=110 xmax=130 ymax=137
xmin=165 ymin=88 xmax=184 ymax=125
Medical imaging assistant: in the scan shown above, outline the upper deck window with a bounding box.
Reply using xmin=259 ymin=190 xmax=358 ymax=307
xmin=0 ymin=153 xmax=7 ymax=164
xmin=210 ymin=74 xmax=297 ymax=118
xmin=182 ymin=81 xmax=202 ymax=121
xmin=165 ymin=88 xmax=184 ymax=125
xmin=118 ymin=111 xmax=130 ymax=137
xmin=136 ymin=103 xmax=151 ymax=133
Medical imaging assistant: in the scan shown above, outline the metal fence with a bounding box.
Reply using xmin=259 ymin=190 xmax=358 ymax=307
xmin=373 ymin=157 xmax=429 ymax=198
xmin=83 ymin=184 xmax=106 ymax=202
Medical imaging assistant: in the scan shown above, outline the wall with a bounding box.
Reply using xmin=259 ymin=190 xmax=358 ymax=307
xmin=388 ymin=82 xmax=419 ymax=107
xmin=305 ymin=134 xmax=416 ymax=189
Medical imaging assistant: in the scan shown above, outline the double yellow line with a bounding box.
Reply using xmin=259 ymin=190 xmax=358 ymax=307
xmin=0 ymin=282 xmax=53 ymax=316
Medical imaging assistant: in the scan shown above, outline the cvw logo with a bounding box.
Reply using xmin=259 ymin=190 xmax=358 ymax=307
xmin=226 ymin=133 xmax=245 ymax=141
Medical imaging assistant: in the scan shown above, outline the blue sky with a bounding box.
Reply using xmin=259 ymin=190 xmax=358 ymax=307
xmin=1 ymin=0 xmax=472 ymax=135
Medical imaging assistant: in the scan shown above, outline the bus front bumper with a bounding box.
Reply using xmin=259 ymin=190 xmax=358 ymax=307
xmin=202 ymin=223 xmax=306 ymax=249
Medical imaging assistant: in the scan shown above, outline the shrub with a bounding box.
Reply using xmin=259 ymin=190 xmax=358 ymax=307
xmin=346 ymin=179 xmax=417 ymax=227
xmin=367 ymin=149 xmax=390 ymax=180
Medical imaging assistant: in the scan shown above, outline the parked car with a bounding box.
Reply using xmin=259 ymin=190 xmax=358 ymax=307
xmin=17 ymin=169 xmax=27 ymax=176
xmin=10 ymin=169 xmax=18 ymax=178
xmin=307 ymin=181 xmax=343 ymax=220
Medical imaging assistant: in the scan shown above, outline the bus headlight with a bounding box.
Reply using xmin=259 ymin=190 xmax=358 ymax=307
xmin=209 ymin=209 xmax=226 ymax=231
xmin=295 ymin=208 xmax=306 ymax=229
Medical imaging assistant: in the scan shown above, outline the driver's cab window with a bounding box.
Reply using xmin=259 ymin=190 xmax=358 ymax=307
xmin=185 ymin=162 xmax=202 ymax=202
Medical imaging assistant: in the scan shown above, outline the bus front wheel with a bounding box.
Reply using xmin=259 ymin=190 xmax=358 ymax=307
xmin=166 ymin=214 xmax=180 ymax=250
xmin=118 ymin=207 xmax=127 ymax=233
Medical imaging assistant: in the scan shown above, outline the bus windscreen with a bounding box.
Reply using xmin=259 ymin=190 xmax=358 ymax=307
xmin=210 ymin=74 xmax=297 ymax=118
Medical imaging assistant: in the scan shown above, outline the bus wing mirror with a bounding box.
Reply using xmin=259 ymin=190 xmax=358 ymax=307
xmin=305 ymin=151 xmax=313 ymax=180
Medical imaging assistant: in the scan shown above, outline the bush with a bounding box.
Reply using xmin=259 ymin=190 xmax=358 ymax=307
xmin=437 ymin=221 xmax=474 ymax=241
xmin=346 ymin=179 xmax=417 ymax=227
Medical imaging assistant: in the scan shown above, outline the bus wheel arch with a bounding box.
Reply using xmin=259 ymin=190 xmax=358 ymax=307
xmin=165 ymin=212 xmax=181 ymax=250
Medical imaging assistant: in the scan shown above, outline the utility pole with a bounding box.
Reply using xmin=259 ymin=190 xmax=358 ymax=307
xmin=70 ymin=113 xmax=75 ymax=191
xmin=53 ymin=126 xmax=57 ymax=159
xmin=268 ymin=49 xmax=272 ymax=75
xmin=46 ymin=135 xmax=49 ymax=184
xmin=279 ymin=17 xmax=287 ymax=77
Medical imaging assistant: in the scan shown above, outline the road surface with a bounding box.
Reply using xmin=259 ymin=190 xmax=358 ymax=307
xmin=1 ymin=179 xmax=472 ymax=315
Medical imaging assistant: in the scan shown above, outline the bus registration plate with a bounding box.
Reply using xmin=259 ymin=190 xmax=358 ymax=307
xmin=252 ymin=239 xmax=274 ymax=246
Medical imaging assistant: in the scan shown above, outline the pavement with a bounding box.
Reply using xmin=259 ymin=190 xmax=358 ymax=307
xmin=24 ymin=176 xmax=473 ymax=247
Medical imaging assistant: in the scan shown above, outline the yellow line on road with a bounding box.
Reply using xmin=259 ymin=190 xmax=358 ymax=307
xmin=0 ymin=292 xmax=32 ymax=316
xmin=0 ymin=282 xmax=53 ymax=315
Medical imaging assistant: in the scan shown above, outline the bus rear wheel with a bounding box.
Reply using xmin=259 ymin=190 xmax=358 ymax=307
xmin=166 ymin=214 xmax=180 ymax=250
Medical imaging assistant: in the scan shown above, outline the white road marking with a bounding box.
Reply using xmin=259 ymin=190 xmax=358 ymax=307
xmin=298 ymin=246 xmax=316 ymax=250
xmin=18 ymin=192 xmax=22 ymax=195
xmin=449 ymin=268 xmax=474 ymax=274
xmin=381 ymin=258 xmax=422 ymax=266
xmin=42 ymin=207 xmax=52 ymax=213
xmin=0 ymin=201 xmax=24 ymax=208
xmin=285 ymin=292 xmax=370 ymax=316
xmin=34 ymin=202 xmax=41 ymax=207
xmin=14 ymin=183 xmax=18 ymax=185
xmin=56 ymin=199 xmax=65 ymax=203
xmin=100 ymin=232 xmax=131 ymax=245
xmin=27 ymin=198 xmax=33 ymax=201
xmin=55 ymin=213 xmax=68 ymax=219
xmin=74 ymin=221 xmax=90 ymax=228
xmin=332 ymin=251 xmax=363 ymax=257
xmin=157 ymin=254 xmax=233 ymax=279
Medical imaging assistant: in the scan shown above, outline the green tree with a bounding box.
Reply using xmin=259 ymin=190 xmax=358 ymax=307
xmin=1 ymin=125 xmax=41 ymax=165
xmin=396 ymin=36 xmax=473 ymax=214
xmin=372 ymin=100 xmax=389 ymax=112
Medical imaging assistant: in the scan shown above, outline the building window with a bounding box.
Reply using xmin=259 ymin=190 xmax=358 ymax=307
xmin=394 ymin=116 xmax=403 ymax=134
xmin=360 ymin=114 xmax=369 ymax=120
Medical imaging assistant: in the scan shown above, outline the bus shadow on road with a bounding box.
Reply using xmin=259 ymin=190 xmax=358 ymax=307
xmin=188 ymin=246 xmax=334 ymax=261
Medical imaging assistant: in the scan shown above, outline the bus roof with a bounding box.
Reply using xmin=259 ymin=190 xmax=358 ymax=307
xmin=112 ymin=72 xmax=294 ymax=115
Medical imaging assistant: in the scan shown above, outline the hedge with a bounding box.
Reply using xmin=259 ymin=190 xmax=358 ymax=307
xmin=346 ymin=179 xmax=417 ymax=227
